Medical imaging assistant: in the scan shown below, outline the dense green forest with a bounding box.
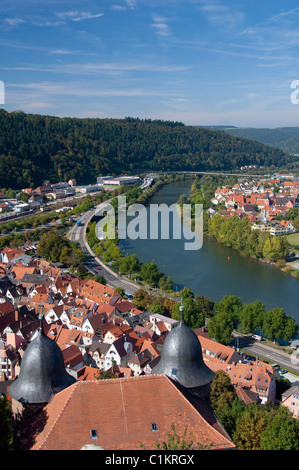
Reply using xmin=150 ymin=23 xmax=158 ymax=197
xmin=0 ymin=109 xmax=295 ymax=189
xmin=209 ymin=124 xmax=299 ymax=157
xmin=208 ymin=126 xmax=299 ymax=146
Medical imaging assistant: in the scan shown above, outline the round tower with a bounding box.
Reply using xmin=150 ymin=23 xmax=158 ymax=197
xmin=9 ymin=315 xmax=76 ymax=417
xmin=153 ymin=298 xmax=214 ymax=401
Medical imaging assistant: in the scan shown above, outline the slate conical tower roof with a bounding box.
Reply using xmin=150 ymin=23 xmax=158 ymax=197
xmin=153 ymin=298 xmax=214 ymax=389
xmin=9 ymin=315 xmax=76 ymax=404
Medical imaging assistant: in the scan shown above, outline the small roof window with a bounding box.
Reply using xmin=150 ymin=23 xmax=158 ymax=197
xmin=90 ymin=429 xmax=98 ymax=440
xmin=151 ymin=423 xmax=158 ymax=432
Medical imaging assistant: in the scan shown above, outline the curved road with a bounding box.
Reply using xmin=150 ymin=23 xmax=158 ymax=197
xmin=67 ymin=201 xmax=140 ymax=295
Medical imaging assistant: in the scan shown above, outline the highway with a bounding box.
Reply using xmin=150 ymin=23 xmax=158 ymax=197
xmin=232 ymin=334 xmax=299 ymax=376
xmin=67 ymin=200 xmax=140 ymax=295
xmin=164 ymin=170 xmax=271 ymax=178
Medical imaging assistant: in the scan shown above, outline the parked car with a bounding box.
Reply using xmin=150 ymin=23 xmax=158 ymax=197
xmin=252 ymin=334 xmax=262 ymax=341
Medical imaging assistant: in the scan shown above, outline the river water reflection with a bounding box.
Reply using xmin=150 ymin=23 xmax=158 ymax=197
xmin=120 ymin=179 xmax=299 ymax=326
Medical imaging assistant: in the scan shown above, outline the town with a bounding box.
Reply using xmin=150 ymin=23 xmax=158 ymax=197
xmin=210 ymin=173 xmax=299 ymax=235
xmin=0 ymin=171 xmax=298 ymax=451
xmin=0 ymin=237 xmax=298 ymax=449
xmin=0 ymin=175 xmax=147 ymax=223
xmin=2 ymin=0 xmax=299 ymax=454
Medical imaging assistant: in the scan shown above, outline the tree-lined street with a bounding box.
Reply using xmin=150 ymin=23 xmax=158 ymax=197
xmin=232 ymin=333 xmax=299 ymax=376
xmin=67 ymin=201 xmax=139 ymax=295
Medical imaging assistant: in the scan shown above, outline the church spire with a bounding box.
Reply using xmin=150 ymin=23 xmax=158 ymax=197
xmin=179 ymin=296 xmax=185 ymax=323
xmin=38 ymin=304 xmax=44 ymax=333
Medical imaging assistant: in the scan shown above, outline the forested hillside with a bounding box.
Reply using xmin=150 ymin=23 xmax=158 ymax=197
xmin=277 ymin=135 xmax=299 ymax=155
xmin=0 ymin=109 xmax=294 ymax=189
xmin=210 ymin=125 xmax=299 ymax=155
xmin=213 ymin=126 xmax=299 ymax=146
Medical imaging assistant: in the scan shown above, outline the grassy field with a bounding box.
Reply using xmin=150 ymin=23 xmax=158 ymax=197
xmin=286 ymin=232 xmax=299 ymax=247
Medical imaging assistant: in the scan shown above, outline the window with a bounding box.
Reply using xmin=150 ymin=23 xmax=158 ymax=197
xmin=171 ymin=367 xmax=177 ymax=377
xmin=90 ymin=429 xmax=97 ymax=440
xmin=151 ymin=423 xmax=158 ymax=432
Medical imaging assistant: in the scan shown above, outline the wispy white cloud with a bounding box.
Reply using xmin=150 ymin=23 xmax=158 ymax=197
xmin=269 ymin=6 xmax=299 ymax=23
xmin=111 ymin=5 xmax=127 ymax=11
xmin=9 ymin=80 xmax=180 ymax=99
xmin=35 ymin=20 xmax=65 ymax=27
xmin=72 ymin=13 xmax=104 ymax=22
xmin=3 ymin=15 xmax=65 ymax=28
xmin=151 ymin=15 xmax=171 ymax=38
xmin=198 ymin=0 xmax=244 ymax=28
xmin=124 ymin=0 xmax=137 ymax=10
xmin=50 ymin=49 xmax=81 ymax=55
xmin=3 ymin=61 xmax=187 ymax=75
xmin=235 ymin=23 xmax=299 ymax=67
xmin=2 ymin=10 xmax=105 ymax=28
xmin=4 ymin=18 xmax=26 ymax=27
xmin=55 ymin=11 xmax=104 ymax=22
xmin=110 ymin=0 xmax=137 ymax=11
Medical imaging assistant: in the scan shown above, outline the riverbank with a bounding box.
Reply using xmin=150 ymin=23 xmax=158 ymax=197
xmin=185 ymin=177 xmax=299 ymax=280
xmin=120 ymin=178 xmax=299 ymax=323
xmin=86 ymin=174 xmax=193 ymax=297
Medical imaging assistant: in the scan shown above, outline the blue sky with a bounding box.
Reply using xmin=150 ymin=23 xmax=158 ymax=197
xmin=1 ymin=0 xmax=299 ymax=127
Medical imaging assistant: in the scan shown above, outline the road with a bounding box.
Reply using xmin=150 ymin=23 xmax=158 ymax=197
xmin=232 ymin=334 xmax=299 ymax=376
xmin=67 ymin=201 xmax=140 ymax=295
xmin=166 ymin=170 xmax=271 ymax=178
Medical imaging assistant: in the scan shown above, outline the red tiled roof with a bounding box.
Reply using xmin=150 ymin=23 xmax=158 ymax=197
xmin=1 ymin=247 xmax=25 ymax=261
xmin=78 ymin=279 xmax=118 ymax=303
xmin=23 ymin=375 xmax=235 ymax=450
xmin=11 ymin=266 xmax=37 ymax=280
xmin=280 ymin=220 xmax=294 ymax=227
xmin=206 ymin=360 xmax=274 ymax=397
xmin=62 ymin=344 xmax=83 ymax=368
xmin=76 ymin=366 xmax=100 ymax=381
xmin=0 ymin=301 xmax=15 ymax=316
xmin=103 ymin=323 xmax=133 ymax=341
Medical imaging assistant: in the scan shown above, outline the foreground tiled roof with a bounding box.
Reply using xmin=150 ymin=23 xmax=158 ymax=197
xmin=21 ymin=375 xmax=235 ymax=450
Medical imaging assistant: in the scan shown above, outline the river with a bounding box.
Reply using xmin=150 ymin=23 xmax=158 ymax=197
xmin=120 ymin=179 xmax=299 ymax=326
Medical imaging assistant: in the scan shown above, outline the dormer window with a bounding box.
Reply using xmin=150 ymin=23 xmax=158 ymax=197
xmin=151 ymin=423 xmax=158 ymax=432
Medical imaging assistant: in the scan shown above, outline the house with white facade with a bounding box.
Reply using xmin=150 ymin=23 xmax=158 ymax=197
xmin=149 ymin=313 xmax=179 ymax=334
xmin=104 ymin=335 xmax=137 ymax=370
xmin=127 ymin=350 xmax=153 ymax=376
xmin=88 ymin=341 xmax=110 ymax=370
xmin=82 ymin=313 xmax=107 ymax=335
